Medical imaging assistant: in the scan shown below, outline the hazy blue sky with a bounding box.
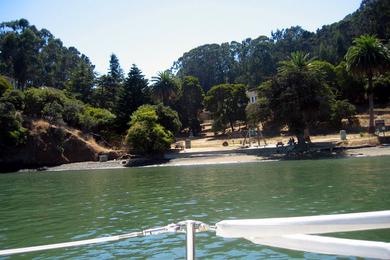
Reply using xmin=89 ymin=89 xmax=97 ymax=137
xmin=1 ymin=0 xmax=361 ymax=78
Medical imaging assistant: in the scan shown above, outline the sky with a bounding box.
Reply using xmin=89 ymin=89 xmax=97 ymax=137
xmin=0 ymin=0 xmax=362 ymax=79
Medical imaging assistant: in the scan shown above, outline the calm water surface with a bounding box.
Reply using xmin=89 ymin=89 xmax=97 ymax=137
xmin=1 ymin=157 xmax=390 ymax=259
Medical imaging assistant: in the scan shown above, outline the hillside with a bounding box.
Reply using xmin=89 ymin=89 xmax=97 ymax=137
xmin=0 ymin=120 xmax=121 ymax=172
xmin=172 ymin=0 xmax=390 ymax=94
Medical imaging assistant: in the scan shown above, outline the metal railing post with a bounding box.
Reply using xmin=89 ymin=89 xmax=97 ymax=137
xmin=186 ymin=220 xmax=195 ymax=260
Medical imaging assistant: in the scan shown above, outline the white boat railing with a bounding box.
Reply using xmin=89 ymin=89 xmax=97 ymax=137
xmin=216 ymin=210 xmax=390 ymax=259
xmin=0 ymin=211 xmax=389 ymax=259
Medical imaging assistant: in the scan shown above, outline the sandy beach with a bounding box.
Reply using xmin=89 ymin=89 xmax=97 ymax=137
xmin=45 ymin=145 xmax=390 ymax=172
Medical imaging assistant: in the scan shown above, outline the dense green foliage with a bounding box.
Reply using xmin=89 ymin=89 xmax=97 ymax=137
xmin=79 ymin=106 xmax=116 ymax=134
xmin=125 ymin=105 xmax=174 ymax=155
xmin=65 ymin=57 xmax=95 ymax=104
xmin=0 ymin=75 xmax=13 ymax=96
xmin=0 ymin=19 xmax=95 ymax=90
xmin=151 ymin=71 xmax=180 ymax=107
xmin=0 ymin=84 xmax=27 ymax=148
xmin=172 ymin=0 xmax=390 ymax=106
xmin=93 ymin=54 xmax=124 ymax=110
xmin=0 ymin=77 xmax=26 ymax=147
xmin=205 ymin=84 xmax=248 ymax=133
xmin=0 ymin=102 xmax=27 ymax=148
xmin=154 ymin=103 xmax=182 ymax=135
xmin=259 ymin=52 xmax=336 ymax=144
xmin=177 ymin=76 xmax=204 ymax=134
xmin=22 ymin=87 xmax=114 ymax=135
xmin=1 ymin=89 xmax=25 ymax=111
xmin=330 ymin=99 xmax=357 ymax=128
xmin=115 ymin=64 xmax=150 ymax=132
xmin=346 ymin=35 xmax=390 ymax=132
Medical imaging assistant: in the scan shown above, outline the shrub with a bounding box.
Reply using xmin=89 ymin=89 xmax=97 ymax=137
xmin=24 ymin=87 xmax=70 ymax=117
xmin=0 ymin=76 xmax=13 ymax=97
xmin=126 ymin=121 xmax=173 ymax=155
xmin=330 ymin=99 xmax=356 ymax=128
xmin=79 ymin=106 xmax=116 ymax=133
xmin=42 ymin=101 xmax=64 ymax=124
xmin=0 ymin=102 xmax=27 ymax=148
xmin=154 ymin=103 xmax=181 ymax=135
xmin=129 ymin=104 xmax=158 ymax=124
xmin=62 ymin=99 xmax=84 ymax=126
xmin=0 ymin=89 xmax=25 ymax=110
xmin=126 ymin=105 xmax=174 ymax=155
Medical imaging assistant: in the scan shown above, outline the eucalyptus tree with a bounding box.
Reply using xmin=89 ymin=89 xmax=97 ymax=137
xmin=66 ymin=56 xmax=95 ymax=104
xmin=177 ymin=76 xmax=204 ymax=134
xmin=345 ymin=35 xmax=390 ymax=133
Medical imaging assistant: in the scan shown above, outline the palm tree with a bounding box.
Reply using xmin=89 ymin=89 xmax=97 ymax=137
xmin=277 ymin=51 xmax=320 ymax=145
xmin=345 ymin=35 xmax=390 ymax=133
xmin=278 ymin=51 xmax=314 ymax=74
xmin=151 ymin=71 xmax=179 ymax=106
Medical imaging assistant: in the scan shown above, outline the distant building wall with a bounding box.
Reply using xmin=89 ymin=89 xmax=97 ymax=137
xmin=246 ymin=90 xmax=257 ymax=104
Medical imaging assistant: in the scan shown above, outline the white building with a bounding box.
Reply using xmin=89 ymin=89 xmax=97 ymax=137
xmin=246 ymin=90 xmax=257 ymax=104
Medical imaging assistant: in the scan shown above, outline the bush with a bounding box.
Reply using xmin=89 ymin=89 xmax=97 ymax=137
xmin=62 ymin=99 xmax=84 ymax=126
xmin=126 ymin=121 xmax=173 ymax=155
xmin=0 ymin=89 xmax=25 ymax=110
xmin=0 ymin=102 xmax=27 ymax=148
xmin=79 ymin=106 xmax=116 ymax=133
xmin=24 ymin=87 xmax=70 ymax=117
xmin=129 ymin=104 xmax=158 ymax=124
xmin=126 ymin=105 xmax=174 ymax=155
xmin=42 ymin=101 xmax=64 ymax=124
xmin=0 ymin=76 xmax=13 ymax=97
xmin=330 ymin=99 xmax=356 ymax=128
xmin=155 ymin=103 xmax=181 ymax=135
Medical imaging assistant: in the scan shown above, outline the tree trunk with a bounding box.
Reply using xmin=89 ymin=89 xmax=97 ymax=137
xmin=230 ymin=121 xmax=234 ymax=132
xmin=296 ymin=132 xmax=307 ymax=151
xmin=304 ymin=128 xmax=311 ymax=143
xmin=368 ymin=76 xmax=375 ymax=134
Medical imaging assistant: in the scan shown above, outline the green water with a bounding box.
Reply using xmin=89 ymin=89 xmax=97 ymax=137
xmin=1 ymin=157 xmax=390 ymax=259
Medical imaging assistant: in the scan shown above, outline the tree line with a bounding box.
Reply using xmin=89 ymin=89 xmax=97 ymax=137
xmin=1 ymin=0 xmax=390 ymax=155
xmin=172 ymin=0 xmax=390 ymax=104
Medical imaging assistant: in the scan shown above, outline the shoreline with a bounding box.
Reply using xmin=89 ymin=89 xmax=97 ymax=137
xmin=24 ymin=145 xmax=390 ymax=173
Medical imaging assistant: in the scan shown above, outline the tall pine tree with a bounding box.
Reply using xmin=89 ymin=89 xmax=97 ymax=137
xmin=94 ymin=54 xmax=123 ymax=110
xmin=115 ymin=64 xmax=150 ymax=132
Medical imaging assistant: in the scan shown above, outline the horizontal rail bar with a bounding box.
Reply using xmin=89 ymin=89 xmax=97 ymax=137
xmin=249 ymin=234 xmax=390 ymax=259
xmin=216 ymin=210 xmax=390 ymax=238
xmin=0 ymin=232 xmax=140 ymax=256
